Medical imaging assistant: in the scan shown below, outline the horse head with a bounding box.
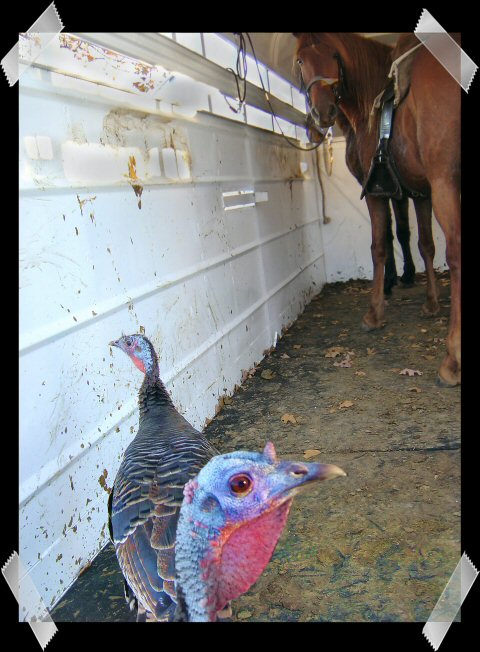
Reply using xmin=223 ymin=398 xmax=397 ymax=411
xmin=294 ymin=33 xmax=343 ymax=129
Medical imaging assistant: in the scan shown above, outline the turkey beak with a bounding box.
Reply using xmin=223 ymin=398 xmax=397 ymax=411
xmin=109 ymin=339 xmax=120 ymax=348
xmin=308 ymin=462 xmax=347 ymax=482
xmin=285 ymin=461 xmax=346 ymax=490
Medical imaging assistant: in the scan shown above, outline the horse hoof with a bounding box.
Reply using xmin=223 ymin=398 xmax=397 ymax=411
xmin=436 ymin=374 xmax=460 ymax=388
xmin=437 ymin=360 xmax=461 ymax=387
xmin=421 ymin=304 xmax=441 ymax=318
xmin=361 ymin=319 xmax=385 ymax=332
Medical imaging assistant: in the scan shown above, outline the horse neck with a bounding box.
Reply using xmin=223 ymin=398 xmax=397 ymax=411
xmin=324 ymin=33 xmax=392 ymax=131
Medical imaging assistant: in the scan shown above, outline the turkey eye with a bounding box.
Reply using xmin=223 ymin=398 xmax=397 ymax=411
xmin=125 ymin=338 xmax=132 ymax=346
xmin=230 ymin=474 xmax=252 ymax=495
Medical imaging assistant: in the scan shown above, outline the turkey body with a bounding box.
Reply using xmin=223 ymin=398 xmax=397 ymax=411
xmin=108 ymin=335 xmax=218 ymax=621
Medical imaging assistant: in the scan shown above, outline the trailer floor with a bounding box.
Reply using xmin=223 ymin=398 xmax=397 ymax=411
xmin=52 ymin=272 xmax=460 ymax=622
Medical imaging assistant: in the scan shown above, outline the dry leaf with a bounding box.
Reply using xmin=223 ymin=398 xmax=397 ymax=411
xmin=241 ymin=367 xmax=256 ymax=382
xmin=400 ymin=368 xmax=423 ymax=376
xmin=325 ymin=346 xmax=346 ymax=358
xmin=339 ymin=400 xmax=354 ymax=409
xmin=333 ymin=354 xmax=352 ymax=368
xmin=280 ymin=353 xmax=290 ymax=359
xmin=408 ymin=387 xmax=422 ymax=393
xmin=281 ymin=413 xmax=298 ymax=425
xmin=355 ymin=370 xmax=366 ymax=377
xmin=293 ymin=344 xmax=302 ymax=349
xmin=261 ymin=369 xmax=276 ymax=380
xmin=366 ymin=347 xmax=376 ymax=356
xmin=304 ymin=449 xmax=321 ymax=460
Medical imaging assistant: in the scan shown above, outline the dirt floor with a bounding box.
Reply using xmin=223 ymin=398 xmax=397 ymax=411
xmin=52 ymin=271 xmax=460 ymax=622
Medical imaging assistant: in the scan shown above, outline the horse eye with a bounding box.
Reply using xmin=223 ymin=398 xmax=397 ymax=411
xmin=230 ymin=474 xmax=252 ymax=495
xmin=297 ymin=58 xmax=303 ymax=66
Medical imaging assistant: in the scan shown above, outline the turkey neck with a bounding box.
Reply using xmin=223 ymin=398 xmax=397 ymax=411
xmin=175 ymin=495 xmax=223 ymax=622
xmin=138 ymin=360 xmax=176 ymax=423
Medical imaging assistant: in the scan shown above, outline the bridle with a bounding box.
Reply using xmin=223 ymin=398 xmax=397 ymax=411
xmin=297 ymin=47 xmax=345 ymax=112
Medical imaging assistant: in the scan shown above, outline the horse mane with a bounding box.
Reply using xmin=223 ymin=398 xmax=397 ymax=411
xmin=295 ymin=33 xmax=393 ymax=126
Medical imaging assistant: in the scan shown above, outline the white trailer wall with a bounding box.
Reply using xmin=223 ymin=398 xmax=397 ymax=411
xmin=19 ymin=35 xmax=326 ymax=612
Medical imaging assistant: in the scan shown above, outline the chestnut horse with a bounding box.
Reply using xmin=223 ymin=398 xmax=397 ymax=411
xmin=307 ymin=111 xmax=421 ymax=295
xmin=295 ymin=33 xmax=460 ymax=386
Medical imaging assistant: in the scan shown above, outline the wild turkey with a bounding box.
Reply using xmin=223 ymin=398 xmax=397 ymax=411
xmin=108 ymin=333 xmax=219 ymax=621
xmin=173 ymin=441 xmax=346 ymax=621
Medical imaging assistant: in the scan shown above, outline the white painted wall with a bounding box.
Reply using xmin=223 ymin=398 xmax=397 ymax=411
xmin=19 ymin=36 xmax=326 ymax=613
xmin=317 ymin=138 xmax=447 ymax=283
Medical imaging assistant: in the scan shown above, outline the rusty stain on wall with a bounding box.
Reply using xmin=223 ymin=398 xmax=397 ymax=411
xmin=126 ymin=155 xmax=143 ymax=209
xmin=76 ymin=194 xmax=97 ymax=216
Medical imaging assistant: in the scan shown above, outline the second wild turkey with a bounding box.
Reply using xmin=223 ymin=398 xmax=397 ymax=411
xmin=108 ymin=333 xmax=218 ymax=621
xmin=173 ymin=441 xmax=346 ymax=621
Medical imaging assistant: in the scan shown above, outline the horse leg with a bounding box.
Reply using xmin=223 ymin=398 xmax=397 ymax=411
xmin=384 ymin=203 xmax=398 ymax=296
xmin=362 ymin=196 xmax=389 ymax=330
xmin=430 ymin=181 xmax=461 ymax=386
xmin=392 ymin=197 xmax=416 ymax=285
xmin=413 ymin=197 xmax=440 ymax=316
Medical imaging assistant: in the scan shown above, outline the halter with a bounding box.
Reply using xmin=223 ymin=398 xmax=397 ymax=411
xmin=298 ymin=50 xmax=345 ymax=111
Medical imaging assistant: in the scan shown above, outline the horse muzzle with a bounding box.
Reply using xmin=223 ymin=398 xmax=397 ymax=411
xmin=310 ymin=103 xmax=337 ymax=129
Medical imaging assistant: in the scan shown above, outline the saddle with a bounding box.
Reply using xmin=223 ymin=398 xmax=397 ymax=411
xmin=361 ymin=37 xmax=429 ymax=201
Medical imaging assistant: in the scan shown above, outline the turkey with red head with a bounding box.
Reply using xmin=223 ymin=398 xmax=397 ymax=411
xmin=173 ymin=441 xmax=346 ymax=621
xmin=108 ymin=333 xmax=218 ymax=621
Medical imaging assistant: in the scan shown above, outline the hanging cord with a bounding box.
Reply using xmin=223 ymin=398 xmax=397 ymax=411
xmin=224 ymin=33 xmax=248 ymax=114
xmin=225 ymin=33 xmax=322 ymax=152
xmin=323 ymin=127 xmax=334 ymax=176
xmin=315 ymin=146 xmax=332 ymax=224
xmin=224 ymin=33 xmax=333 ymax=223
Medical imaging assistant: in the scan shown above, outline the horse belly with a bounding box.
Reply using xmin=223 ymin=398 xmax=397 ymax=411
xmin=390 ymin=102 xmax=430 ymax=194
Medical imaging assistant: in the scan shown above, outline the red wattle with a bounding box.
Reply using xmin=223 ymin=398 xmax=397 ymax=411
xmin=212 ymin=499 xmax=293 ymax=612
xmin=131 ymin=356 xmax=146 ymax=374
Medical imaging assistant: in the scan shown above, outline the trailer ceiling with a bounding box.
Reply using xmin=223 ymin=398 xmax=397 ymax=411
xmin=219 ymin=33 xmax=402 ymax=87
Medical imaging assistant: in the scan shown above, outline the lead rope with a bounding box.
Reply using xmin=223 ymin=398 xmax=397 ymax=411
xmin=315 ymin=131 xmax=333 ymax=224
xmin=225 ymin=33 xmax=322 ymax=152
xmin=224 ymin=33 xmax=333 ymax=225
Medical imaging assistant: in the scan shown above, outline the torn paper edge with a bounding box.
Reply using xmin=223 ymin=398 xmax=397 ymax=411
xmin=415 ymin=8 xmax=477 ymax=92
xmin=1 ymin=2 xmax=63 ymax=86
xmin=2 ymin=551 xmax=58 ymax=649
